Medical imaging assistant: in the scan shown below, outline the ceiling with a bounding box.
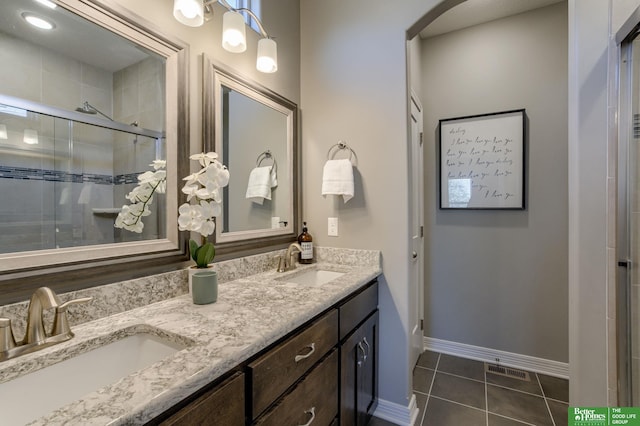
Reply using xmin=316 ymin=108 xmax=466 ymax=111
xmin=420 ymin=0 xmax=565 ymax=39
xmin=0 ymin=0 xmax=150 ymax=72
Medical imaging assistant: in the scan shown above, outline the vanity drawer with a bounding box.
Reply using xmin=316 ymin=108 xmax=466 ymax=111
xmin=339 ymin=281 xmax=378 ymax=340
xmin=159 ymin=372 xmax=244 ymax=426
xmin=249 ymin=309 xmax=338 ymax=418
xmin=255 ymin=349 xmax=338 ymax=426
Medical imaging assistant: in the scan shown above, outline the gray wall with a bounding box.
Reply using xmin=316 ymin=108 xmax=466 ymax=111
xmin=301 ymin=0 xmax=449 ymax=409
xmin=420 ymin=3 xmax=568 ymax=362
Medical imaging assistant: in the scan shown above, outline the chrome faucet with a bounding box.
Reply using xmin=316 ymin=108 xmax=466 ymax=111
xmin=277 ymin=243 xmax=303 ymax=272
xmin=0 ymin=287 xmax=91 ymax=362
xmin=23 ymin=287 xmax=61 ymax=345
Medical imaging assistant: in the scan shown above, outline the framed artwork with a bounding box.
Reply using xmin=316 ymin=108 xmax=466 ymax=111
xmin=439 ymin=109 xmax=526 ymax=209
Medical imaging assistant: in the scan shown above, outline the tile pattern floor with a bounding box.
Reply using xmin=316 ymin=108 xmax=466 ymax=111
xmin=409 ymin=351 xmax=569 ymax=426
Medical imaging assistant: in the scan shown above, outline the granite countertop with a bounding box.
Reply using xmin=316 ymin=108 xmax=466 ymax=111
xmin=0 ymin=248 xmax=381 ymax=425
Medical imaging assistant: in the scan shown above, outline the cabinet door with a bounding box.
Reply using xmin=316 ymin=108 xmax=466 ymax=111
xmin=359 ymin=311 xmax=378 ymax=423
xmin=159 ymin=372 xmax=245 ymax=426
xmin=340 ymin=310 xmax=378 ymax=426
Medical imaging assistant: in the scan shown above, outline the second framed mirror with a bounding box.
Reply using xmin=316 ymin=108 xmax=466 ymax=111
xmin=203 ymin=57 xmax=299 ymax=255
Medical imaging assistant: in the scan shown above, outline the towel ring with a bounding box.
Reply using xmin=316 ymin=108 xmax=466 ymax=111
xmin=327 ymin=141 xmax=357 ymax=165
xmin=256 ymin=150 xmax=277 ymax=174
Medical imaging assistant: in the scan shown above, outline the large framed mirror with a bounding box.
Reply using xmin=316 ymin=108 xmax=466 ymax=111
xmin=0 ymin=0 xmax=188 ymax=300
xmin=204 ymin=58 xmax=299 ymax=255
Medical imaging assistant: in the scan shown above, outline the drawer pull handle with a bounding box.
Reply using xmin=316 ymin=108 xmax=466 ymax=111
xmin=362 ymin=337 xmax=370 ymax=363
xmin=294 ymin=343 xmax=316 ymax=362
xmin=357 ymin=341 xmax=365 ymax=367
xmin=298 ymin=407 xmax=316 ymax=426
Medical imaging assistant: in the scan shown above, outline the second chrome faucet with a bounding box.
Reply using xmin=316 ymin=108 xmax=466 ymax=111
xmin=277 ymin=243 xmax=303 ymax=272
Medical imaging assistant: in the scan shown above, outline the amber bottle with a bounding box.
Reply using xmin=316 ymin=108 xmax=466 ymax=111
xmin=298 ymin=222 xmax=313 ymax=264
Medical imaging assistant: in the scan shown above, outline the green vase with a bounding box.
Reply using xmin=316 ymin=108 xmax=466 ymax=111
xmin=191 ymin=270 xmax=218 ymax=305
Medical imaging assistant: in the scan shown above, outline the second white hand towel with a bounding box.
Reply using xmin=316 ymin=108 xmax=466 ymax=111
xmin=246 ymin=166 xmax=274 ymax=205
xmin=321 ymin=158 xmax=354 ymax=203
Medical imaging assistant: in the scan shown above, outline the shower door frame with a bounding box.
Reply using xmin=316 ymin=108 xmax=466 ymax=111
xmin=617 ymin=24 xmax=640 ymax=407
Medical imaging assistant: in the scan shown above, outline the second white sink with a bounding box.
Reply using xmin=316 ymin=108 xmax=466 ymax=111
xmin=282 ymin=269 xmax=345 ymax=285
xmin=0 ymin=331 xmax=188 ymax=425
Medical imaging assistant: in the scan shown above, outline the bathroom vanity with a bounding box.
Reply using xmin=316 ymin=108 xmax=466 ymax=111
xmin=155 ymin=280 xmax=378 ymax=426
xmin=0 ymin=247 xmax=381 ymax=425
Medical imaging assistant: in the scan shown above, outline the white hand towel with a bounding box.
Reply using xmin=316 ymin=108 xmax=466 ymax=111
xmin=246 ymin=166 xmax=277 ymax=205
xmin=321 ymin=159 xmax=354 ymax=203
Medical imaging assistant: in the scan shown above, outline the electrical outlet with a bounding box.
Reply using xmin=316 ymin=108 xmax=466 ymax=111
xmin=328 ymin=217 xmax=338 ymax=236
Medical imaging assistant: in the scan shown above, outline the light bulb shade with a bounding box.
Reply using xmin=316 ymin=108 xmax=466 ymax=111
xmin=222 ymin=11 xmax=247 ymax=53
xmin=173 ymin=0 xmax=204 ymax=27
xmin=256 ymin=38 xmax=278 ymax=73
xmin=0 ymin=124 xmax=7 ymax=140
xmin=23 ymin=129 xmax=38 ymax=145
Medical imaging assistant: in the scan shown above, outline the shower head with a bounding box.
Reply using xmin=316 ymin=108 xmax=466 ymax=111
xmin=74 ymin=101 xmax=113 ymax=121
xmin=75 ymin=101 xmax=96 ymax=114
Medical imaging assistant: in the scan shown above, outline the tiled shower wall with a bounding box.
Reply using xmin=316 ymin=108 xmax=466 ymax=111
xmin=0 ymin=32 xmax=165 ymax=252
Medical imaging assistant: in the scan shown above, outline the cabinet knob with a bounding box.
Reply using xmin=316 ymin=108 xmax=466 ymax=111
xmin=298 ymin=406 xmax=316 ymax=426
xmin=294 ymin=342 xmax=316 ymax=363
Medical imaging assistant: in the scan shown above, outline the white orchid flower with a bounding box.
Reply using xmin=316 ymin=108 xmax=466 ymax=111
xmin=115 ymin=160 xmax=167 ymax=233
xmin=151 ymin=160 xmax=166 ymax=170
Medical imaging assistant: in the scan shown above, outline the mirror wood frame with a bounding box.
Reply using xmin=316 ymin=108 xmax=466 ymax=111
xmin=0 ymin=0 xmax=190 ymax=304
xmin=203 ymin=57 xmax=300 ymax=258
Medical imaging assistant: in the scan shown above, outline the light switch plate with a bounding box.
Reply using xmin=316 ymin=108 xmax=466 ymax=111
xmin=271 ymin=217 xmax=280 ymax=229
xmin=328 ymin=217 xmax=338 ymax=236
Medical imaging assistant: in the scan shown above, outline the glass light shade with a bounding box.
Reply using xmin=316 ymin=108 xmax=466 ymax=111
xmin=23 ymin=129 xmax=38 ymax=145
xmin=173 ymin=0 xmax=204 ymax=27
xmin=256 ymin=38 xmax=278 ymax=73
xmin=222 ymin=11 xmax=247 ymax=53
xmin=0 ymin=124 xmax=7 ymax=140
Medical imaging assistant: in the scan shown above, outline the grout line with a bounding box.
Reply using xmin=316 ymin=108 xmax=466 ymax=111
xmin=433 ymin=369 xmax=487 ymax=385
xmin=429 ymin=395 xmax=486 ymax=413
xmin=485 ymin=382 xmax=546 ymax=399
xmin=485 ymin=367 xmax=489 ymax=426
xmin=536 ymin=372 xmax=557 ymax=426
xmin=546 ymin=396 xmax=569 ymax=405
xmin=420 ymin=353 xmax=440 ymax=425
xmin=489 ymin=412 xmax=537 ymax=426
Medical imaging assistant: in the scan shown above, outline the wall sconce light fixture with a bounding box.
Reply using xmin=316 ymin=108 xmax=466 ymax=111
xmin=173 ymin=0 xmax=277 ymax=73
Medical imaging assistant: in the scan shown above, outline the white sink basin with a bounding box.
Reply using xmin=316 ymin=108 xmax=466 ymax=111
xmin=0 ymin=332 xmax=187 ymax=425
xmin=283 ymin=269 xmax=345 ymax=285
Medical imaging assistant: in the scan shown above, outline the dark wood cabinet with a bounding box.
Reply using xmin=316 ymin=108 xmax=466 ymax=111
xmin=151 ymin=280 xmax=378 ymax=426
xmin=255 ymin=350 xmax=338 ymax=426
xmin=248 ymin=309 xmax=338 ymax=419
xmin=158 ymin=372 xmax=245 ymax=426
xmin=339 ymin=283 xmax=379 ymax=426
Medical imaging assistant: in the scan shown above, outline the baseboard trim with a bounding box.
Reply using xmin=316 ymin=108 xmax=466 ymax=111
xmin=424 ymin=337 xmax=569 ymax=379
xmin=374 ymin=393 xmax=419 ymax=425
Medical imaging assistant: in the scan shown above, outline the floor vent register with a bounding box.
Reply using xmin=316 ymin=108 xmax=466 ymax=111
xmin=485 ymin=363 xmax=531 ymax=381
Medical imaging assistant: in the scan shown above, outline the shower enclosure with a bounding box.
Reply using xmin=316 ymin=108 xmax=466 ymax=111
xmin=0 ymin=94 xmax=165 ymax=254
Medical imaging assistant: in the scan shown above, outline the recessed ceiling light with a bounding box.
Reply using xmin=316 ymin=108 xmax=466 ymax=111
xmin=22 ymin=13 xmax=55 ymax=30
xmin=34 ymin=0 xmax=57 ymax=9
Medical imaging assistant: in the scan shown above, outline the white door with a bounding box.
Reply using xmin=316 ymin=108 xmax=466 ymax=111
xmin=409 ymin=90 xmax=424 ymax=368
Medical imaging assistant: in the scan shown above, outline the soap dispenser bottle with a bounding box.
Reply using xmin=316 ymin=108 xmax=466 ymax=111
xmin=298 ymin=222 xmax=313 ymax=264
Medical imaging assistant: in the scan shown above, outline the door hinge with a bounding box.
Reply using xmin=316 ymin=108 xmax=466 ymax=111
xmin=420 ymin=226 xmax=424 ymax=238
xmin=420 ymin=319 xmax=424 ymax=330
xmin=419 ymin=132 xmax=423 ymax=146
